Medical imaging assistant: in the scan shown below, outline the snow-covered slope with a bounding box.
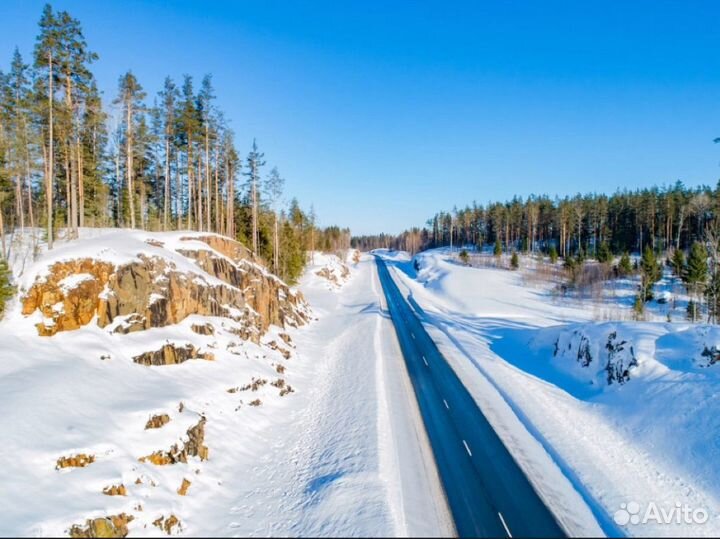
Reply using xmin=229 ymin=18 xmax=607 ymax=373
xmin=381 ymin=248 xmax=720 ymax=537
xmin=0 ymin=230 xmax=309 ymax=536
xmin=0 ymin=232 xmax=450 ymax=537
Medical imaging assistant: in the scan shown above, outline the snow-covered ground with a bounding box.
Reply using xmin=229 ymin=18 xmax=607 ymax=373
xmin=378 ymin=247 xmax=720 ymax=537
xmin=0 ymin=232 xmax=450 ymax=537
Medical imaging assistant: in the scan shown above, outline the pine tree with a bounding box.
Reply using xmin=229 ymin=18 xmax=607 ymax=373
xmin=618 ymin=252 xmax=632 ymax=277
xmin=33 ymin=4 xmax=60 ymax=248
xmin=178 ymin=75 xmax=199 ymax=230
xmin=158 ymin=77 xmax=177 ymax=230
xmin=0 ymin=259 xmax=14 ymax=317
xmin=671 ymin=248 xmax=685 ymax=279
xmin=510 ymin=251 xmax=519 ymax=270
xmin=597 ymin=242 xmax=612 ymax=263
xmin=705 ymin=270 xmax=720 ymax=323
xmin=633 ymin=294 xmax=645 ymax=320
xmin=494 ymin=238 xmax=502 ymax=257
xmin=264 ymin=166 xmax=284 ymax=273
xmin=197 ymin=74 xmax=215 ymax=232
xmin=684 ymin=241 xmax=708 ymax=321
xmin=114 ymin=71 xmax=145 ymax=229
xmin=459 ymin=248 xmax=469 ymax=265
xmin=640 ymin=246 xmax=661 ymax=301
xmin=244 ymin=139 xmax=265 ymax=255
xmin=548 ymin=244 xmax=558 ymax=264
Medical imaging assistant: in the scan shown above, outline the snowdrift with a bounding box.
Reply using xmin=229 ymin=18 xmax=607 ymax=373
xmin=0 ymin=230 xmax=310 ymax=536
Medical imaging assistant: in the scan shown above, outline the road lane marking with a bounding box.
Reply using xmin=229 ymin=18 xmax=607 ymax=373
xmin=498 ymin=512 xmax=512 ymax=537
xmin=422 ymin=356 xmax=428 ymax=366
xmin=443 ymin=399 xmax=449 ymax=409
xmin=463 ymin=439 xmax=472 ymax=457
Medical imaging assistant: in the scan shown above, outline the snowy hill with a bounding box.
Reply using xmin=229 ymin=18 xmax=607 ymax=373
xmin=0 ymin=230 xmax=310 ymax=536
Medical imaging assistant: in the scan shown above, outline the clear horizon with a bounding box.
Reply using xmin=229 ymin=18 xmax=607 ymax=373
xmin=2 ymin=0 xmax=720 ymax=235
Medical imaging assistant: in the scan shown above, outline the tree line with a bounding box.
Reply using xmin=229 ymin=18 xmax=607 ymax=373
xmin=354 ymin=182 xmax=720 ymax=258
xmin=0 ymin=4 xmax=344 ymax=284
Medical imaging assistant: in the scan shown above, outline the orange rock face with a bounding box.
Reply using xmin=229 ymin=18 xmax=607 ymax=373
xmin=69 ymin=513 xmax=134 ymax=538
xmin=102 ymin=484 xmax=127 ymax=496
xmin=56 ymin=453 xmax=96 ymax=469
xmin=139 ymin=417 xmax=209 ymax=465
xmin=21 ymin=236 xmax=309 ymax=338
xmin=176 ymin=478 xmax=191 ymax=496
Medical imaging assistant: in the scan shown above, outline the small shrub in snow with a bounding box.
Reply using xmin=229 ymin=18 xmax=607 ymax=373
xmin=459 ymin=249 xmax=469 ymax=266
xmin=510 ymin=252 xmax=519 ymax=270
xmin=549 ymin=245 xmax=558 ymax=264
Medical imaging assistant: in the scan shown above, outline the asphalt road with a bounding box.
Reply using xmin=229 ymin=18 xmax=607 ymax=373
xmin=375 ymin=256 xmax=566 ymax=538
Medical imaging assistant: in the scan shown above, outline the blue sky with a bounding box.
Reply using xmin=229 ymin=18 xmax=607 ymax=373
xmin=2 ymin=1 xmax=720 ymax=234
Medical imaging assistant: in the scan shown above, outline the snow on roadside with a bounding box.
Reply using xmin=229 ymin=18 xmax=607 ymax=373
xmin=0 ymin=231 xmax=450 ymax=537
xmin=380 ymin=248 xmax=720 ymax=537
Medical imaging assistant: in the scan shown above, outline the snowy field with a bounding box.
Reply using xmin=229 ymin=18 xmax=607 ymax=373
xmin=0 ymin=231 xmax=450 ymax=537
xmin=378 ymin=247 xmax=720 ymax=537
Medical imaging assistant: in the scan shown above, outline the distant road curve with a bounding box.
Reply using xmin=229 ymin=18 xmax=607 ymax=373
xmin=375 ymin=256 xmax=566 ymax=538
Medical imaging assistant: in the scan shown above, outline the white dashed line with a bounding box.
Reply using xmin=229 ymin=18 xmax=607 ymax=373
xmin=463 ymin=439 xmax=472 ymax=457
xmin=498 ymin=512 xmax=512 ymax=537
xmin=443 ymin=399 xmax=449 ymax=409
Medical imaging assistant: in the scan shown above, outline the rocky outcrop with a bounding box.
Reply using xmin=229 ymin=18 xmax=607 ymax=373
xmin=266 ymin=340 xmax=291 ymax=359
xmin=22 ymin=260 xmax=114 ymax=336
xmin=139 ymin=417 xmax=209 ymax=465
xmin=191 ymin=322 xmax=214 ymax=335
xmin=153 ymin=515 xmax=181 ymax=535
xmin=102 ymin=484 xmax=127 ymax=496
xmin=316 ymin=264 xmax=350 ymax=286
xmin=133 ymin=343 xmax=213 ymax=366
xmin=177 ymin=478 xmax=191 ymax=496
xmin=56 ymin=453 xmax=95 ymax=469
xmin=22 ymin=235 xmax=309 ymax=339
xmin=69 ymin=513 xmax=133 ymax=538
xmin=554 ymin=326 xmax=638 ymax=385
xmin=176 ymin=246 xmax=307 ymax=332
xmin=145 ymin=414 xmax=171 ymax=430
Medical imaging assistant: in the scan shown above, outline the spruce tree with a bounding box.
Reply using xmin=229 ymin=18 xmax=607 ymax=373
xmin=684 ymin=242 xmax=708 ymax=321
xmin=549 ymin=244 xmax=558 ymax=264
xmin=459 ymin=248 xmax=469 ymax=265
xmin=510 ymin=251 xmax=519 ymax=270
xmin=0 ymin=259 xmax=15 ymax=317
xmin=671 ymin=248 xmax=686 ymax=279
xmin=618 ymin=252 xmax=632 ymax=277
xmin=494 ymin=238 xmax=502 ymax=257
xmin=244 ymin=139 xmax=265 ymax=255
xmin=597 ymin=242 xmax=612 ymax=263
xmin=640 ymin=246 xmax=661 ymax=301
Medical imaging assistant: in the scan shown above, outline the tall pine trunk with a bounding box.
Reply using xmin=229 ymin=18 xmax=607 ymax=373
xmin=77 ymin=140 xmax=84 ymax=228
xmin=187 ymin=142 xmax=193 ymax=230
xmin=205 ymin=125 xmax=211 ymax=232
xmin=46 ymin=51 xmax=54 ymax=249
xmin=126 ymin=102 xmax=135 ymax=229
xmin=214 ymin=141 xmax=220 ymax=234
xmin=164 ymin=137 xmax=170 ymax=230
